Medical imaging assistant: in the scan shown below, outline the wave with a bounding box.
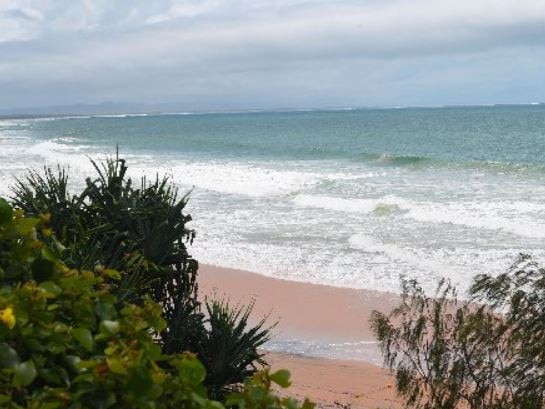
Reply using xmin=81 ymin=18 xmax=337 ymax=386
xmin=292 ymin=194 xmax=404 ymax=215
xmin=22 ymin=141 xmax=99 ymax=181
xmin=463 ymin=160 xmax=545 ymax=174
xmin=133 ymin=161 xmax=319 ymax=197
xmin=373 ymin=202 xmax=403 ymax=216
xmin=22 ymin=113 xmax=151 ymax=122
xmin=0 ymin=119 xmax=28 ymax=127
xmin=345 ymin=233 xmax=545 ymax=293
xmin=355 ymin=152 xmax=545 ymax=175
xmin=293 ymin=194 xmax=545 ymax=239
xmin=402 ymin=200 xmax=545 ymax=239
xmin=13 ymin=135 xmax=545 ymax=240
xmin=370 ymin=154 xmax=432 ymax=167
xmin=90 ymin=113 xmax=150 ymax=118
xmin=352 ymin=152 xmax=439 ymax=168
xmin=348 ymin=233 xmax=466 ymax=277
xmin=14 ymin=139 xmax=325 ymax=198
xmin=159 ymin=112 xmax=194 ymax=116
xmin=26 ymin=140 xmax=85 ymax=156
xmin=406 ymin=199 xmax=545 ymax=239
xmin=266 ymin=338 xmax=380 ymax=363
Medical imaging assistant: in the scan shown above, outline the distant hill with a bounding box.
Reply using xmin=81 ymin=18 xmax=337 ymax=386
xmin=0 ymin=101 xmax=164 ymax=117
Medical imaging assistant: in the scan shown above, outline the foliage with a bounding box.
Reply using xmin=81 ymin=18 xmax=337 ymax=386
xmin=0 ymin=197 xmax=215 ymax=408
xmin=226 ymin=369 xmax=315 ymax=409
xmin=194 ymin=300 xmax=274 ymax=398
xmin=10 ymin=167 xmax=75 ymax=243
xmin=12 ymin=157 xmax=197 ymax=300
xmin=470 ymin=254 xmax=545 ymax=407
xmin=10 ymin=157 xmax=273 ymax=394
xmin=0 ymin=198 xmax=311 ymax=408
xmin=370 ymin=254 xmax=545 ymax=409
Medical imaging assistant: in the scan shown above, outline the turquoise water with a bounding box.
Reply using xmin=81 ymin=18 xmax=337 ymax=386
xmin=1 ymin=106 xmax=545 ymax=296
xmin=9 ymin=106 xmax=545 ymax=164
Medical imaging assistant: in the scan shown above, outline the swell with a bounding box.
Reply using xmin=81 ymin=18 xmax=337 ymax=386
xmin=362 ymin=153 xmax=434 ymax=167
xmin=355 ymin=152 xmax=545 ymax=174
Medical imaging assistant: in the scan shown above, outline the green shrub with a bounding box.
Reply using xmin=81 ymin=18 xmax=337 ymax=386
xmin=0 ymin=198 xmax=215 ymax=408
xmin=227 ymin=369 xmax=314 ymax=409
xmin=194 ymin=300 xmax=273 ymax=398
xmin=371 ymin=255 xmax=545 ymax=409
xmin=10 ymin=157 xmax=273 ymax=394
xmin=0 ymin=198 xmax=312 ymax=408
xmin=12 ymin=157 xmax=197 ymax=300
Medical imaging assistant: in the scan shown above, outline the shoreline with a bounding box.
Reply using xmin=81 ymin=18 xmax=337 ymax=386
xmin=199 ymin=264 xmax=400 ymax=346
xmin=267 ymin=352 xmax=402 ymax=409
xmin=199 ymin=264 xmax=402 ymax=408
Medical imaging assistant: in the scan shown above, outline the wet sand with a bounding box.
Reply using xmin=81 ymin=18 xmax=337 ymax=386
xmin=199 ymin=264 xmax=403 ymax=408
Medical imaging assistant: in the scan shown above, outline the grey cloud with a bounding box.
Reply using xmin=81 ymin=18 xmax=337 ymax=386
xmin=1 ymin=0 xmax=545 ymax=110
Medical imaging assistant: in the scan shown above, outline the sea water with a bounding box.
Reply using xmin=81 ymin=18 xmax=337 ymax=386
xmin=1 ymin=106 xmax=545 ymax=298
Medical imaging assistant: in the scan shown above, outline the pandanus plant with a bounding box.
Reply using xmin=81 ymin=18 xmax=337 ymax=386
xmin=10 ymin=154 xmax=272 ymax=395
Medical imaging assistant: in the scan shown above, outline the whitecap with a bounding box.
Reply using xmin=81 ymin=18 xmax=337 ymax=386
xmin=292 ymin=194 xmax=405 ymax=215
xmin=143 ymin=162 xmax=319 ymax=197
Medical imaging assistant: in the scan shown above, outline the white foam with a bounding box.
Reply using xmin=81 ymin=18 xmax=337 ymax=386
xmin=91 ymin=113 xmax=149 ymax=118
xmin=348 ymin=233 xmax=469 ymax=279
xmin=400 ymin=199 xmax=545 ymax=239
xmin=194 ymin=229 xmax=545 ymax=296
xmin=347 ymin=233 xmax=545 ymax=293
xmin=0 ymin=120 xmax=26 ymax=128
xmin=10 ymin=139 xmax=321 ymax=199
xmin=293 ymin=194 xmax=545 ymax=239
xmin=293 ymin=194 xmax=399 ymax=214
xmin=266 ymin=338 xmax=381 ymax=364
xmin=159 ymin=112 xmax=194 ymax=116
xmin=26 ymin=140 xmax=88 ymax=161
xmin=145 ymin=162 xmax=319 ymax=197
xmin=0 ymin=135 xmax=31 ymax=140
xmin=37 ymin=116 xmax=93 ymax=121
xmin=3 ymin=122 xmax=545 ymax=299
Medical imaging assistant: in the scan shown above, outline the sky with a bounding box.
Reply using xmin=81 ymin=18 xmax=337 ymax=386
xmin=1 ymin=0 xmax=545 ymax=112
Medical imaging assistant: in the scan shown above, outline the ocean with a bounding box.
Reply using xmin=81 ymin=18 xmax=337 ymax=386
xmin=1 ymin=106 xmax=545 ymax=297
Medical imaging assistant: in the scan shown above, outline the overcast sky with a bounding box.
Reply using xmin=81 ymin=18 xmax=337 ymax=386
xmin=2 ymin=0 xmax=545 ymax=111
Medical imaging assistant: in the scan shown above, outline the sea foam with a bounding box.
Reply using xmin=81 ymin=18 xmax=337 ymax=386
xmin=292 ymin=194 xmax=545 ymax=239
xmin=139 ymin=162 xmax=320 ymax=197
xmin=2 ymin=110 xmax=545 ymax=297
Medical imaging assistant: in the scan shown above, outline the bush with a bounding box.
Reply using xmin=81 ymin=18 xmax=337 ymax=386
xmin=0 ymin=198 xmax=312 ymax=408
xmin=194 ymin=300 xmax=273 ymax=398
xmin=0 ymin=197 xmax=214 ymax=408
xmin=371 ymin=255 xmax=545 ymax=409
xmin=10 ymin=157 xmax=273 ymax=395
xmin=12 ymin=157 xmax=198 ymax=302
xmin=227 ymin=369 xmax=314 ymax=409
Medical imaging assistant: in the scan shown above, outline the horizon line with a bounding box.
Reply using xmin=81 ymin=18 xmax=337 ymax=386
xmin=1 ymin=102 xmax=544 ymax=119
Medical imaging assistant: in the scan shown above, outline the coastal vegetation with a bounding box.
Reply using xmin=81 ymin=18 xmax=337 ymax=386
xmin=371 ymin=255 xmax=545 ymax=409
xmin=0 ymin=158 xmax=312 ymax=408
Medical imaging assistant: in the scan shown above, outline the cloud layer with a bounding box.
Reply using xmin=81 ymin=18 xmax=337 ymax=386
xmin=2 ymin=0 xmax=545 ymax=110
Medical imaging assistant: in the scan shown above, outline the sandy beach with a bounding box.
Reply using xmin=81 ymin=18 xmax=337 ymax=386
xmin=199 ymin=264 xmax=403 ymax=408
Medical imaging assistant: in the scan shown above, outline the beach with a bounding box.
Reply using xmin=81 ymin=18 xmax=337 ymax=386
xmin=267 ymin=352 xmax=402 ymax=409
xmin=199 ymin=264 xmax=402 ymax=408
xmin=4 ymin=2 xmax=545 ymax=407
xmin=2 ymin=108 xmax=545 ymax=406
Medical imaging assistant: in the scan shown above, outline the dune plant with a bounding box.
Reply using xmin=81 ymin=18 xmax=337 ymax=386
xmin=11 ymin=166 xmax=76 ymax=242
xmin=12 ymin=156 xmax=202 ymax=345
xmin=193 ymin=300 xmax=274 ymax=398
xmin=371 ymin=254 xmax=545 ymax=409
xmin=0 ymin=197 xmax=311 ymax=408
xmin=227 ymin=369 xmax=315 ymax=409
xmin=0 ymin=197 xmax=213 ymax=408
xmin=10 ymin=156 xmax=272 ymax=394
